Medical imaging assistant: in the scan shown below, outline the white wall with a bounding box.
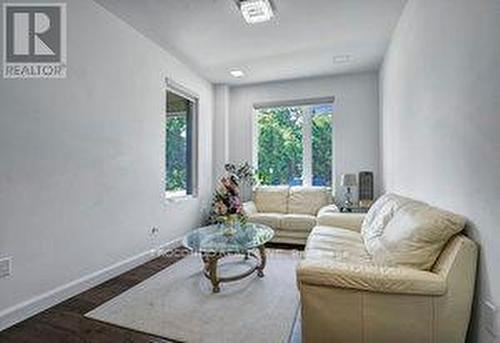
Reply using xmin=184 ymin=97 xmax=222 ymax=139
xmin=226 ymin=72 xmax=381 ymax=200
xmin=380 ymin=0 xmax=500 ymax=341
xmin=0 ymin=0 xmax=213 ymax=322
xmin=213 ymin=84 xmax=230 ymax=180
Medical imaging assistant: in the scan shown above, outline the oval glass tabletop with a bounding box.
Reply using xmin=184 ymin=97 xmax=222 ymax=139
xmin=183 ymin=223 xmax=274 ymax=253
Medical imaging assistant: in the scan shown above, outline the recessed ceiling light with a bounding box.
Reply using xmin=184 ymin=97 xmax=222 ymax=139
xmin=239 ymin=0 xmax=274 ymax=24
xmin=230 ymin=69 xmax=245 ymax=78
xmin=333 ymin=55 xmax=351 ymax=64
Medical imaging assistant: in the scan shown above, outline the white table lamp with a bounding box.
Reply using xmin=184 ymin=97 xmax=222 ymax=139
xmin=340 ymin=173 xmax=357 ymax=208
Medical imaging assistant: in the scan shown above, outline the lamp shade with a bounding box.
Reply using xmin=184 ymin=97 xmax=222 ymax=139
xmin=340 ymin=174 xmax=357 ymax=187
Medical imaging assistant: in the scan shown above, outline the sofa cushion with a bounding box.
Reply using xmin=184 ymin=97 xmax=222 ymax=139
xmin=247 ymin=213 xmax=283 ymax=229
xmin=288 ymin=186 xmax=332 ymax=215
xmin=297 ymin=258 xmax=446 ymax=295
xmin=305 ymin=226 xmax=372 ymax=264
xmin=361 ymin=193 xmax=412 ymax=254
xmin=370 ymin=200 xmax=466 ymax=270
xmin=281 ymin=214 xmax=316 ymax=232
xmin=242 ymin=201 xmax=258 ymax=216
xmin=254 ymin=186 xmax=289 ymax=213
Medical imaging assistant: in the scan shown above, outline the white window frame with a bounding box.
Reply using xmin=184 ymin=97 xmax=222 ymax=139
xmin=252 ymin=97 xmax=335 ymax=190
xmin=165 ymin=78 xmax=199 ymax=200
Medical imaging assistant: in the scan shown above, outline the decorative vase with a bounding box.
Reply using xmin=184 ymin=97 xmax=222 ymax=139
xmin=223 ymin=214 xmax=239 ymax=237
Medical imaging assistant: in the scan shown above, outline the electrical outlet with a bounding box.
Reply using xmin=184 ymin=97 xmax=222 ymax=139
xmin=149 ymin=227 xmax=161 ymax=256
xmin=482 ymin=300 xmax=498 ymax=336
xmin=0 ymin=257 xmax=12 ymax=278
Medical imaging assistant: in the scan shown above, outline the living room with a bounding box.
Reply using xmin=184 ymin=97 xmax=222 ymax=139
xmin=0 ymin=0 xmax=499 ymax=342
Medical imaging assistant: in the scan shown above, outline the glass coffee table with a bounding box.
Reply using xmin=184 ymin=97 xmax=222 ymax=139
xmin=183 ymin=223 xmax=274 ymax=293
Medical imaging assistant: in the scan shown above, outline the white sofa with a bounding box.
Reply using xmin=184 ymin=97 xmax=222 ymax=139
xmin=243 ymin=186 xmax=337 ymax=244
xmin=297 ymin=193 xmax=477 ymax=343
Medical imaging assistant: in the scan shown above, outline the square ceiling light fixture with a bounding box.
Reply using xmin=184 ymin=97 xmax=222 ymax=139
xmin=239 ymin=0 xmax=274 ymax=24
xmin=229 ymin=69 xmax=245 ymax=78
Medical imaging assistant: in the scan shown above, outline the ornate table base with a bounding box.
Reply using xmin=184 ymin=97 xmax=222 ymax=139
xmin=201 ymin=245 xmax=267 ymax=293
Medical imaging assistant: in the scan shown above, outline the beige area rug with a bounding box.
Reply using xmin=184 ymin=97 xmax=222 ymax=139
xmin=86 ymin=249 xmax=301 ymax=343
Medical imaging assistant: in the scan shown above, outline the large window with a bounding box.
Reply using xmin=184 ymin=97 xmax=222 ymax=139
xmin=165 ymin=83 xmax=198 ymax=198
xmin=255 ymin=102 xmax=333 ymax=187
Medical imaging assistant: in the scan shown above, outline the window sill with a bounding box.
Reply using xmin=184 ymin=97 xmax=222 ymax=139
xmin=164 ymin=192 xmax=196 ymax=203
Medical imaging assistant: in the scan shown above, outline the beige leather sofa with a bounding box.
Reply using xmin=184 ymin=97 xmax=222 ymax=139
xmin=243 ymin=186 xmax=336 ymax=244
xmin=297 ymin=193 xmax=477 ymax=343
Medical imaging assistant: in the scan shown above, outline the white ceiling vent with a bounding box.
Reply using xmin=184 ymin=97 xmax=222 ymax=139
xmin=238 ymin=0 xmax=274 ymax=24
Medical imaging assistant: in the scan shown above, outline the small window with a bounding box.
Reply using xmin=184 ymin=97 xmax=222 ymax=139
xmin=255 ymin=102 xmax=333 ymax=187
xmin=165 ymin=82 xmax=198 ymax=198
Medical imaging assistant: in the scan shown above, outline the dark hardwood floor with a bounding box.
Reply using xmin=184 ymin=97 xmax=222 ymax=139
xmin=0 ymin=243 xmax=302 ymax=343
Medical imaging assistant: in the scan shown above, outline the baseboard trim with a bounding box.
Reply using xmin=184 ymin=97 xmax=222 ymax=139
xmin=0 ymin=238 xmax=182 ymax=332
xmin=157 ymin=237 xmax=184 ymax=256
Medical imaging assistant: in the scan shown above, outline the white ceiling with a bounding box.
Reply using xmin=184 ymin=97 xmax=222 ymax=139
xmin=95 ymin=0 xmax=408 ymax=85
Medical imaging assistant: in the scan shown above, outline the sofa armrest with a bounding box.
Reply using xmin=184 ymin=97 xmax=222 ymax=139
xmin=316 ymin=212 xmax=365 ymax=232
xmin=243 ymin=201 xmax=258 ymax=216
xmin=297 ymin=259 xmax=446 ymax=296
xmin=317 ymin=204 xmax=340 ymax=216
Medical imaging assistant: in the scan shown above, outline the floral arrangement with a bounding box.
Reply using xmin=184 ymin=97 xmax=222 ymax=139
xmin=211 ymin=174 xmax=244 ymax=224
xmin=209 ymin=162 xmax=254 ymax=225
